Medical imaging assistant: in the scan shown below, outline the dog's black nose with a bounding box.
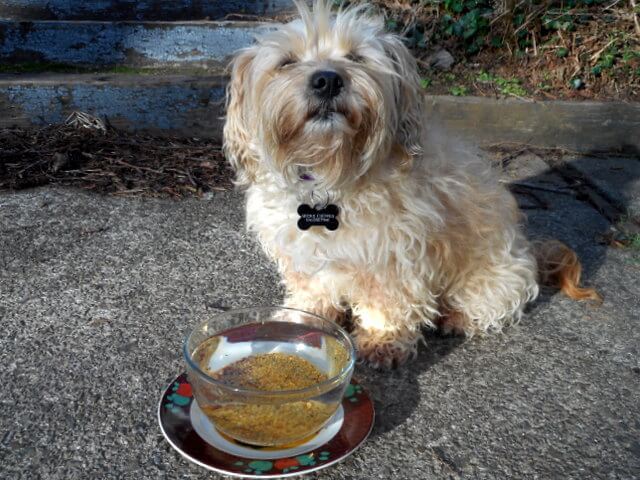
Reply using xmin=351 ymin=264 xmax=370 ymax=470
xmin=310 ymin=70 xmax=343 ymax=99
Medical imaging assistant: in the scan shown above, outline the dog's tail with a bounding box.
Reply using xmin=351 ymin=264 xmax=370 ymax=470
xmin=533 ymin=240 xmax=602 ymax=302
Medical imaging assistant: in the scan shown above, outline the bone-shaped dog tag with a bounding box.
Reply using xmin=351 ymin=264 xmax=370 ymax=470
xmin=297 ymin=204 xmax=339 ymax=231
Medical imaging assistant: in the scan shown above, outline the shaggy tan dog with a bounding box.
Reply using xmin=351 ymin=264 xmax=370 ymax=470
xmin=223 ymin=0 xmax=599 ymax=368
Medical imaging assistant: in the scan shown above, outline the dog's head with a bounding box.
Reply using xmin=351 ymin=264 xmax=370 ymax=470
xmin=223 ymin=0 xmax=423 ymax=189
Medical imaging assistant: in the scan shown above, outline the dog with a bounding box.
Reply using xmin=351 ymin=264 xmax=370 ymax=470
xmin=223 ymin=0 xmax=600 ymax=368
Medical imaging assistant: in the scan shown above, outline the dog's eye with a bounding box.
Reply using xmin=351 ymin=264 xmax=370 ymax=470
xmin=346 ymin=52 xmax=365 ymax=63
xmin=279 ymin=58 xmax=297 ymax=68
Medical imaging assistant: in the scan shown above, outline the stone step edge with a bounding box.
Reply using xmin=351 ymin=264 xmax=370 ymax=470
xmin=0 ymin=73 xmax=227 ymax=84
xmin=1 ymin=75 xmax=638 ymax=152
xmin=0 ymin=74 xmax=229 ymax=140
xmin=0 ymin=19 xmax=274 ymax=25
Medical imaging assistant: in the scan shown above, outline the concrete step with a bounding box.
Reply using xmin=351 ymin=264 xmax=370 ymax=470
xmin=3 ymin=73 xmax=639 ymax=153
xmin=0 ymin=0 xmax=296 ymax=21
xmin=0 ymin=20 xmax=273 ymax=70
xmin=0 ymin=74 xmax=227 ymax=139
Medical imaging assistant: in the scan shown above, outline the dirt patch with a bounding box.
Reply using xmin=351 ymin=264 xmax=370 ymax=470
xmin=0 ymin=122 xmax=234 ymax=197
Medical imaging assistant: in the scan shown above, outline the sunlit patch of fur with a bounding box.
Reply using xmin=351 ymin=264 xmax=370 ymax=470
xmin=223 ymin=0 xmax=599 ymax=368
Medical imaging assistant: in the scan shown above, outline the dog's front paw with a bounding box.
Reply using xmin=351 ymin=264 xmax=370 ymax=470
xmin=284 ymin=298 xmax=351 ymax=330
xmin=435 ymin=310 xmax=468 ymax=336
xmin=353 ymin=333 xmax=416 ymax=369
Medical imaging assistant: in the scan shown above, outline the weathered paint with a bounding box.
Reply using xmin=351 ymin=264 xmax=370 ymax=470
xmin=0 ymin=0 xmax=297 ymax=21
xmin=0 ymin=75 xmax=226 ymax=138
xmin=0 ymin=21 xmax=275 ymax=68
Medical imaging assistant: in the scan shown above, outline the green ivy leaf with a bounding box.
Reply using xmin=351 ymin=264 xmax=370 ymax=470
xmin=444 ymin=0 xmax=464 ymax=14
xmin=476 ymin=71 xmax=493 ymax=82
xmin=449 ymin=85 xmax=469 ymax=96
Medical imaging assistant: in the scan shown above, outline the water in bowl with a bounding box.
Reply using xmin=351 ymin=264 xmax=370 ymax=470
xmin=189 ymin=321 xmax=350 ymax=446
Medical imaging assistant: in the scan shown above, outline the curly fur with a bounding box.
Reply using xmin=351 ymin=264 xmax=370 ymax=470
xmin=223 ymin=0 xmax=598 ymax=368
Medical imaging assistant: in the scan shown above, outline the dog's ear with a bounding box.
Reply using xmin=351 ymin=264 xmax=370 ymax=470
xmin=223 ymin=48 xmax=258 ymax=186
xmin=382 ymin=35 xmax=424 ymax=157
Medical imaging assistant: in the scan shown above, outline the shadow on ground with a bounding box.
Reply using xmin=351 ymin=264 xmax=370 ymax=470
xmin=360 ymin=143 xmax=640 ymax=439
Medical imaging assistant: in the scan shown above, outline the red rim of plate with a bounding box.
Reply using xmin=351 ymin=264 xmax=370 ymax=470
xmin=157 ymin=373 xmax=375 ymax=478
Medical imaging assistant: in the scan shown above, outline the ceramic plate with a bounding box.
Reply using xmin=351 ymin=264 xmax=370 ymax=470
xmin=158 ymin=373 xmax=374 ymax=478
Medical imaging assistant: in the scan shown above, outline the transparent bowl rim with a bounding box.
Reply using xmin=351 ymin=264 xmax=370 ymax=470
xmin=183 ymin=306 xmax=356 ymax=397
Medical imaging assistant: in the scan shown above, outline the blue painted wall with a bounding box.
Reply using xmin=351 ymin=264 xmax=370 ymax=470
xmin=0 ymin=21 xmax=272 ymax=67
xmin=0 ymin=0 xmax=295 ymax=20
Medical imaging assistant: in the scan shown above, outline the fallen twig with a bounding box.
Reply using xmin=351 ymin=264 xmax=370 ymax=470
xmin=631 ymin=0 xmax=640 ymax=35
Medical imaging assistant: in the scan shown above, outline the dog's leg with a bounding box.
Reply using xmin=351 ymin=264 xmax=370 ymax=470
xmin=442 ymin=239 xmax=538 ymax=336
xmin=281 ymin=269 xmax=350 ymax=326
xmin=349 ymin=275 xmax=438 ymax=368
xmin=351 ymin=309 xmax=419 ymax=369
xmin=351 ymin=304 xmax=438 ymax=369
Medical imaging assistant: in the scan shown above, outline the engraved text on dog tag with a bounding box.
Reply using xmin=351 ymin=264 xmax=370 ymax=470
xmin=297 ymin=204 xmax=339 ymax=231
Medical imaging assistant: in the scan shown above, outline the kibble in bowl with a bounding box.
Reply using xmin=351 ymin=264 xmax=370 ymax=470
xmin=184 ymin=307 xmax=355 ymax=447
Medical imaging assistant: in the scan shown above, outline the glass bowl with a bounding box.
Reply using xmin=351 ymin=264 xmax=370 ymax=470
xmin=183 ymin=306 xmax=356 ymax=447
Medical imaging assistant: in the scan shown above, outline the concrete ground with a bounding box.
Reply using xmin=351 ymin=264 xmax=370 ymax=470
xmin=0 ymin=152 xmax=639 ymax=479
